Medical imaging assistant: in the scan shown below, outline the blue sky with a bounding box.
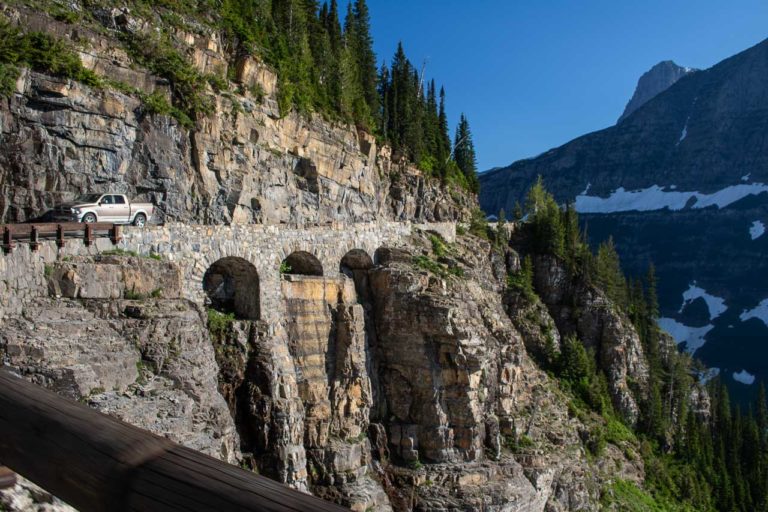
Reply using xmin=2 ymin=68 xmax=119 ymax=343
xmin=366 ymin=0 xmax=768 ymax=171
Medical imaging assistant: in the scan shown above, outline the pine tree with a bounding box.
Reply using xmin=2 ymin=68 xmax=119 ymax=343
xmin=595 ymin=237 xmax=627 ymax=307
xmin=322 ymin=0 xmax=344 ymax=113
xmin=512 ymin=200 xmax=523 ymax=221
xmin=271 ymin=0 xmax=316 ymax=114
xmin=422 ymin=79 xmax=440 ymax=174
xmin=496 ymin=208 xmax=509 ymax=247
xmin=304 ymin=0 xmax=331 ymax=110
xmin=645 ymin=263 xmax=660 ymax=318
xmin=525 ymin=176 xmax=565 ymax=257
xmin=351 ymin=0 xmax=378 ymax=128
xmin=508 ymin=254 xmax=535 ymax=301
xmin=437 ymin=86 xmax=451 ymax=168
xmin=453 ymin=113 xmax=479 ymax=192
xmin=563 ymin=202 xmax=581 ymax=263
xmin=377 ymin=62 xmax=390 ymax=137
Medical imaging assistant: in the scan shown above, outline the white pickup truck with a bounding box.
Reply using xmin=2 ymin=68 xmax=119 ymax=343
xmin=52 ymin=194 xmax=154 ymax=227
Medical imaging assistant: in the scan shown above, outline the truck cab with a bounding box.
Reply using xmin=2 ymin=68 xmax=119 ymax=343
xmin=52 ymin=194 xmax=155 ymax=226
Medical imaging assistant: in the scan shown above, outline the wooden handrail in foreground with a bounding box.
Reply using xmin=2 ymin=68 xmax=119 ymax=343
xmin=0 ymin=370 xmax=348 ymax=512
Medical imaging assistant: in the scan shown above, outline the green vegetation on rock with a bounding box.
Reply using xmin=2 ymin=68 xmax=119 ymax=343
xmin=0 ymin=19 xmax=100 ymax=96
xmin=207 ymin=308 xmax=235 ymax=340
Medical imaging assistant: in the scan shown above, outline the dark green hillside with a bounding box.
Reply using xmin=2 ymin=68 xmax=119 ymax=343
xmin=505 ymin=180 xmax=768 ymax=511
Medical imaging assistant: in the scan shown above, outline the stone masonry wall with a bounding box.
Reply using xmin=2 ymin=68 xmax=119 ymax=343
xmin=0 ymin=221 xmax=456 ymax=325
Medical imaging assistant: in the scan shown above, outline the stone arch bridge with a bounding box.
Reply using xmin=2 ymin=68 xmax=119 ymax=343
xmin=116 ymin=221 xmax=456 ymax=324
xmin=0 ymin=220 xmax=456 ymax=323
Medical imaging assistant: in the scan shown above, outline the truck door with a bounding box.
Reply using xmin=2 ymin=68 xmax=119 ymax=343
xmin=112 ymin=195 xmax=131 ymax=223
xmin=99 ymin=194 xmax=115 ymax=222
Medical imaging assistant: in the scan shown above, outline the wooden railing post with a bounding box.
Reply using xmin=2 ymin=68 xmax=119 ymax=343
xmin=30 ymin=225 xmax=39 ymax=251
xmin=110 ymin=224 xmax=122 ymax=245
xmin=84 ymin=223 xmax=93 ymax=246
xmin=2 ymin=226 xmax=14 ymax=254
xmin=56 ymin=224 xmax=66 ymax=248
xmin=0 ymin=370 xmax=348 ymax=512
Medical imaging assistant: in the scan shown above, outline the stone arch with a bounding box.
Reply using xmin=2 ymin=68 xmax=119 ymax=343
xmin=203 ymin=257 xmax=260 ymax=320
xmin=339 ymin=248 xmax=373 ymax=276
xmin=282 ymin=251 xmax=323 ymax=276
xmin=340 ymin=248 xmax=374 ymax=303
xmin=373 ymin=247 xmax=387 ymax=266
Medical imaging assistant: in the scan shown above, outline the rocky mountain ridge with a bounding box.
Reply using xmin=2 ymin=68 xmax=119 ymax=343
xmin=618 ymin=60 xmax=695 ymax=123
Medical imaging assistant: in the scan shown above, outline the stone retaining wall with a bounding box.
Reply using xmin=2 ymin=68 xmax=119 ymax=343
xmin=0 ymin=221 xmax=456 ymax=324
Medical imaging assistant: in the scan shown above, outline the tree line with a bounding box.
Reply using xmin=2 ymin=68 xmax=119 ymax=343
xmin=217 ymin=0 xmax=479 ymax=190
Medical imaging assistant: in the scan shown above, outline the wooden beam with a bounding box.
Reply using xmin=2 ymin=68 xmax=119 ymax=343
xmin=0 ymin=370 xmax=348 ymax=512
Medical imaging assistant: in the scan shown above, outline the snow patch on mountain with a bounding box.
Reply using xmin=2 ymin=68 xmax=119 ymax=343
xmin=677 ymin=118 xmax=689 ymax=144
xmin=679 ymin=283 xmax=727 ymax=320
xmin=740 ymin=298 xmax=768 ymax=327
xmin=733 ymin=370 xmax=756 ymax=385
xmin=575 ymin=183 xmax=768 ymax=213
xmin=658 ymin=317 xmax=713 ymax=353
xmin=750 ymin=220 xmax=765 ymax=240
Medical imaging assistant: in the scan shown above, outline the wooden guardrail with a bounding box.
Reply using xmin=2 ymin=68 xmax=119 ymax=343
xmin=1 ymin=223 xmax=122 ymax=254
xmin=0 ymin=370 xmax=348 ymax=511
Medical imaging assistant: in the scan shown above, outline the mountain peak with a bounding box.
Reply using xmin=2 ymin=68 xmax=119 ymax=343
xmin=618 ymin=60 xmax=696 ymax=123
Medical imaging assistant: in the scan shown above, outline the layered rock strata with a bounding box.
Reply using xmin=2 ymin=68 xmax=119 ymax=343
xmin=0 ymin=6 xmax=473 ymax=226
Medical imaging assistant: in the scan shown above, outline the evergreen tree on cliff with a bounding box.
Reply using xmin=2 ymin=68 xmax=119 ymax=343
xmin=270 ymin=0 xmax=315 ymax=113
xmin=322 ymin=0 xmax=344 ymax=113
xmin=438 ymin=86 xmax=451 ymax=170
xmin=454 ymin=114 xmax=479 ymax=192
xmin=350 ymin=0 xmax=379 ymax=127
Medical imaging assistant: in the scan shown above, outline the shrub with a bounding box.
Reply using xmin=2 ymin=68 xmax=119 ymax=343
xmin=0 ymin=21 xmax=100 ymax=88
xmin=429 ymin=233 xmax=448 ymax=258
xmin=586 ymin=425 xmax=606 ymax=458
xmin=0 ymin=63 xmax=19 ymax=97
xmin=207 ymin=309 xmax=235 ymax=340
xmin=468 ymin=208 xmax=490 ymax=240
xmin=124 ymin=287 xmax=145 ymax=300
xmin=407 ymin=459 xmax=423 ymax=470
xmin=413 ymin=254 xmax=443 ymax=275
xmin=102 ymin=248 xmax=140 ymax=258
xmin=606 ymin=416 xmax=636 ymax=445
xmin=507 ymin=255 xmax=535 ymax=301
xmin=121 ymin=30 xmax=213 ymax=125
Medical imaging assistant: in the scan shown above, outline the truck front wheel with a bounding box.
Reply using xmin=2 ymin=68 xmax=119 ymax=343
xmin=133 ymin=213 xmax=147 ymax=227
xmin=82 ymin=213 xmax=97 ymax=223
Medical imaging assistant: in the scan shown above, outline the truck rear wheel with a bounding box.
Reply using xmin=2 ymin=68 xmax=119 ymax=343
xmin=133 ymin=213 xmax=147 ymax=227
xmin=82 ymin=213 xmax=97 ymax=223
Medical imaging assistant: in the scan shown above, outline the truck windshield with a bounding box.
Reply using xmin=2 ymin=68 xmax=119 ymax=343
xmin=75 ymin=194 xmax=103 ymax=203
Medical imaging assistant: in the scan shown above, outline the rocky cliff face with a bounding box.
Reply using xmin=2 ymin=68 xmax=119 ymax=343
xmin=618 ymin=61 xmax=695 ymax=123
xmin=480 ymin=38 xmax=768 ymax=400
xmin=528 ymin=255 xmax=649 ymax=424
xmin=0 ymin=5 xmax=473 ymax=226
xmin=1 ymin=229 xmax=654 ymax=511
